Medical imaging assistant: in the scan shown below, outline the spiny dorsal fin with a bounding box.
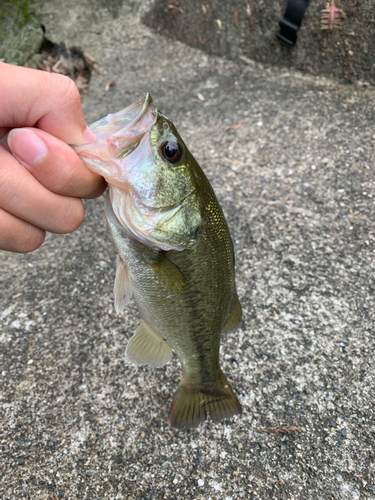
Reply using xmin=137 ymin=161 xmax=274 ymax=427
xmin=145 ymin=253 xmax=188 ymax=293
xmin=114 ymin=255 xmax=132 ymax=313
xmin=125 ymin=321 xmax=172 ymax=368
xmin=222 ymin=297 xmax=242 ymax=334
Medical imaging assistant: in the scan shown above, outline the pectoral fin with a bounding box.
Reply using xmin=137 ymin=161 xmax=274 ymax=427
xmin=114 ymin=256 xmax=132 ymax=313
xmin=222 ymin=297 xmax=242 ymax=334
xmin=145 ymin=253 xmax=188 ymax=293
xmin=125 ymin=321 xmax=172 ymax=367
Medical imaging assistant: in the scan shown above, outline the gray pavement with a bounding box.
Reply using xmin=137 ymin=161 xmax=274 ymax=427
xmin=1 ymin=1 xmax=374 ymax=499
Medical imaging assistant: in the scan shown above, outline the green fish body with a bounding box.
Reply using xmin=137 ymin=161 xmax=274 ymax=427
xmin=75 ymin=93 xmax=242 ymax=428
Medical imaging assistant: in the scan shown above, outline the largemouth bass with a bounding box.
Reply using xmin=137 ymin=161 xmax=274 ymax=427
xmin=75 ymin=93 xmax=242 ymax=428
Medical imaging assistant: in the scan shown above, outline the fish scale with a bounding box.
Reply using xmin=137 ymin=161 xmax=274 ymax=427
xmin=75 ymin=93 xmax=242 ymax=428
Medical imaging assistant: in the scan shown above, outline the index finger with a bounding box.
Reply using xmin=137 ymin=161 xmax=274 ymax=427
xmin=0 ymin=62 xmax=91 ymax=145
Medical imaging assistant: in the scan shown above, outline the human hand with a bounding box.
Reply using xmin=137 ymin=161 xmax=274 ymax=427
xmin=0 ymin=62 xmax=106 ymax=253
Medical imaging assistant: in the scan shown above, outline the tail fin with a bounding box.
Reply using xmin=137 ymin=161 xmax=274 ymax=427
xmin=167 ymin=371 xmax=242 ymax=429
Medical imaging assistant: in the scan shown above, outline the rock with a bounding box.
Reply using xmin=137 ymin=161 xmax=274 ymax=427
xmin=0 ymin=1 xmax=44 ymax=65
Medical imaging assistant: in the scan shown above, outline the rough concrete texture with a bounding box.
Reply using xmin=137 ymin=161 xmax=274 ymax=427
xmin=147 ymin=0 xmax=375 ymax=86
xmin=1 ymin=1 xmax=375 ymax=499
xmin=0 ymin=0 xmax=44 ymax=65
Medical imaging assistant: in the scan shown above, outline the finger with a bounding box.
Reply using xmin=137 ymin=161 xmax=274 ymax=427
xmin=0 ymin=62 xmax=95 ymax=144
xmin=0 ymin=208 xmax=45 ymax=253
xmin=0 ymin=127 xmax=11 ymax=152
xmin=7 ymin=127 xmax=106 ymax=199
xmin=0 ymin=146 xmax=85 ymax=234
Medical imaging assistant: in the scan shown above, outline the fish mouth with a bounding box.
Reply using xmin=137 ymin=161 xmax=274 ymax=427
xmin=72 ymin=92 xmax=155 ymax=152
xmin=130 ymin=92 xmax=154 ymax=127
xmin=111 ymin=92 xmax=155 ymax=137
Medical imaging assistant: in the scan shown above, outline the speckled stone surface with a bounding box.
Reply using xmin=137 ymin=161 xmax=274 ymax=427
xmin=0 ymin=1 xmax=374 ymax=499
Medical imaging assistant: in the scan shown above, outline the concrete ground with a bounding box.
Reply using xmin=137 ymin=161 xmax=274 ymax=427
xmin=146 ymin=0 xmax=375 ymax=86
xmin=1 ymin=1 xmax=374 ymax=499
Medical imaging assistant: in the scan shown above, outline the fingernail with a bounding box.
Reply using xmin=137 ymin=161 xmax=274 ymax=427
xmin=8 ymin=128 xmax=47 ymax=166
xmin=83 ymin=126 xmax=96 ymax=143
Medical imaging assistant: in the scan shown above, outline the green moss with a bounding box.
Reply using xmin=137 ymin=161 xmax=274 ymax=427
xmin=4 ymin=0 xmax=31 ymax=22
xmin=0 ymin=0 xmax=44 ymax=65
xmin=18 ymin=0 xmax=31 ymax=23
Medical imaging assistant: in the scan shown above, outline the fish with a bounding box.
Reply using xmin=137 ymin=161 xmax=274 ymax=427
xmin=74 ymin=93 xmax=242 ymax=428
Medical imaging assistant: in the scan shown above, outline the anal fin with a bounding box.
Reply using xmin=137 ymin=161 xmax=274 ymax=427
xmin=114 ymin=255 xmax=132 ymax=313
xmin=125 ymin=321 xmax=172 ymax=368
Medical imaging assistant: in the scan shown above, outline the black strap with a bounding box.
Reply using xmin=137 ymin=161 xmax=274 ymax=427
xmin=277 ymin=0 xmax=311 ymax=46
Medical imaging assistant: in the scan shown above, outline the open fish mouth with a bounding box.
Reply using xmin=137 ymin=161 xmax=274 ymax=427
xmin=72 ymin=93 xmax=158 ymax=181
xmin=91 ymin=92 xmax=155 ymax=140
xmin=73 ymin=92 xmax=156 ymax=152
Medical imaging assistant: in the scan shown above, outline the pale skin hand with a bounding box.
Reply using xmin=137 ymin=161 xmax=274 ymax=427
xmin=0 ymin=62 xmax=106 ymax=253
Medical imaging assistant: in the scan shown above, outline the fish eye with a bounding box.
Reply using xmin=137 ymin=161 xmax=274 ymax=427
xmin=160 ymin=141 xmax=182 ymax=164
